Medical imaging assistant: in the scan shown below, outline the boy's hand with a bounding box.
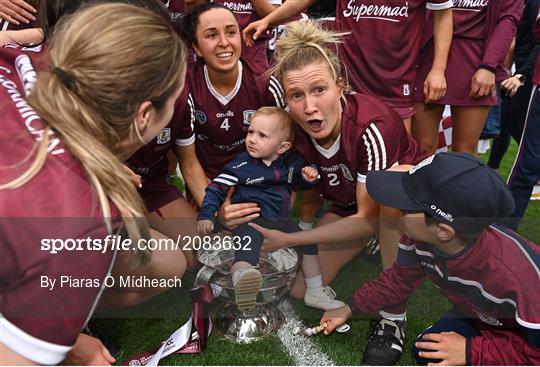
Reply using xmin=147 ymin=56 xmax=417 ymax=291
xmin=302 ymin=166 xmax=319 ymax=182
xmin=415 ymin=332 xmax=466 ymax=366
xmin=320 ymin=305 xmax=352 ymax=335
xmin=198 ymin=220 xmax=214 ymax=235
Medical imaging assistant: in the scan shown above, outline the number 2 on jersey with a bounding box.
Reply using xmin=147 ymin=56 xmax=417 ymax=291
xmin=328 ymin=173 xmax=340 ymax=186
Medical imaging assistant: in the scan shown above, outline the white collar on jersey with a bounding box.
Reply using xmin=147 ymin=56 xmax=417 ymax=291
xmin=204 ymin=61 xmax=243 ymax=105
xmin=311 ymin=134 xmax=341 ymax=159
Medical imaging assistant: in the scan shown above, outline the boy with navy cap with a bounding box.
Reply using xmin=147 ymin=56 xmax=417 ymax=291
xmin=320 ymin=152 xmax=540 ymax=365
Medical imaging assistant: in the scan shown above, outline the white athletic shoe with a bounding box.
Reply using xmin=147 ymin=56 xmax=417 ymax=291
xmin=234 ymin=268 xmax=262 ymax=312
xmin=304 ymin=285 xmax=345 ymax=310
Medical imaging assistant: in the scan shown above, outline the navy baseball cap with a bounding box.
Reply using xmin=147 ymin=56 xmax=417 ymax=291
xmin=366 ymin=152 xmax=515 ymax=234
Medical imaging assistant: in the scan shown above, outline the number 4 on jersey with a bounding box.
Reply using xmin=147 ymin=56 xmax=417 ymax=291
xmin=220 ymin=118 xmax=230 ymax=131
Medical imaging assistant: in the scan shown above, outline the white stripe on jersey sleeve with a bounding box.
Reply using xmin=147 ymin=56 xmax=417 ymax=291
xmin=219 ymin=174 xmax=238 ymax=182
xmin=214 ymin=177 xmax=237 ymax=186
xmin=175 ymin=134 xmax=196 ymax=146
xmin=0 ymin=316 xmax=72 ymax=365
xmin=187 ymin=93 xmax=195 ymax=131
xmin=369 ymin=125 xmax=387 ymax=169
xmin=269 ymin=76 xmax=286 ymax=107
xmin=426 ymin=0 xmax=453 ymax=10
xmin=365 ymin=129 xmax=381 ymax=171
xmin=269 ymin=0 xmax=282 ymax=4
xmin=362 ymin=134 xmax=374 ymax=171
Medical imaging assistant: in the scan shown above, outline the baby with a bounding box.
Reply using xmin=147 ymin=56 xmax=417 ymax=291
xmin=198 ymin=107 xmax=344 ymax=312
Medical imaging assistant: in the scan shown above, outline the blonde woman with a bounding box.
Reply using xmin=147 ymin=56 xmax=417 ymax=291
xmin=0 ymin=3 xmax=187 ymax=365
xmin=225 ymin=20 xmax=429 ymax=364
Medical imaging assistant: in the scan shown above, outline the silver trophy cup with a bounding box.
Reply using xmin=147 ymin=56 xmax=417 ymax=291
xmin=196 ymin=246 xmax=299 ymax=343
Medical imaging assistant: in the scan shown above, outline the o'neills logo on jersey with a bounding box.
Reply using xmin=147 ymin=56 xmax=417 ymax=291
xmin=221 ymin=1 xmax=253 ymax=13
xmin=475 ymin=311 xmax=502 ymax=326
xmin=453 ymin=0 xmax=489 ymax=10
xmin=342 ymin=0 xmax=409 ymax=23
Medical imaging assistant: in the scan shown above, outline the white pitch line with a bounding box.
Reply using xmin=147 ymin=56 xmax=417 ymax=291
xmin=277 ymin=300 xmax=334 ymax=366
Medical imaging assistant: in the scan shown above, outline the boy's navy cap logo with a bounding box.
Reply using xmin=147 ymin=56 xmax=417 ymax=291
xmin=366 ymin=152 xmax=516 ymax=234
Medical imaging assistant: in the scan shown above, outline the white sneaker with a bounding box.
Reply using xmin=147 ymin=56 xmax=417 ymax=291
xmin=234 ymin=268 xmax=262 ymax=312
xmin=304 ymin=285 xmax=345 ymax=310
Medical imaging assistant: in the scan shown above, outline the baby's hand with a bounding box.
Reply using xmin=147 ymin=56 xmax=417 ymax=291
xmin=302 ymin=166 xmax=319 ymax=182
xmin=198 ymin=220 xmax=214 ymax=235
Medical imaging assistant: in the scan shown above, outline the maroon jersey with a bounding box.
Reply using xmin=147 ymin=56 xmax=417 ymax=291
xmin=295 ymin=93 xmax=427 ymax=209
xmin=350 ymin=227 xmax=540 ymax=364
xmin=452 ymin=0 xmax=490 ymax=39
xmin=127 ymin=87 xmax=194 ymax=180
xmin=213 ymin=0 xmax=282 ymax=72
xmin=337 ymin=0 xmax=453 ymax=108
xmin=0 ymin=48 xmax=118 ymax=364
xmin=173 ymin=60 xmax=285 ymax=179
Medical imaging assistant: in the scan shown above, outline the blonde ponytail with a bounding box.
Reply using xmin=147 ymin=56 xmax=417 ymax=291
xmin=268 ymin=20 xmax=350 ymax=86
xmin=3 ymin=3 xmax=187 ymax=268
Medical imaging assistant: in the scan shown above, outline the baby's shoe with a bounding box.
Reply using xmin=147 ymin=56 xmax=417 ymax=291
xmin=304 ymin=285 xmax=345 ymax=310
xmin=233 ymin=268 xmax=262 ymax=312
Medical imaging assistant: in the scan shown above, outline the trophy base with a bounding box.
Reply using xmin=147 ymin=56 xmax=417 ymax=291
xmin=210 ymin=302 xmax=284 ymax=343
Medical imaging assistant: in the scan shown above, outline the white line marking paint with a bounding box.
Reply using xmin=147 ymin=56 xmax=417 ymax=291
xmin=277 ymin=300 xmax=334 ymax=366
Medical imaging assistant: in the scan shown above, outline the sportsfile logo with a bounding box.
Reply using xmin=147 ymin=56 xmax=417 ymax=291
xmin=342 ymin=0 xmax=409 ymax=23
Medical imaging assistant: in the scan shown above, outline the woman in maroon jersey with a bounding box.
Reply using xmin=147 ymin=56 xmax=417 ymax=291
xmin=242 ymin=0 xmax=453 ymax=133
xmin=225 ymin=19 xmax=428 ymax=289
xmin=222 ymin=21 xmax=429 ymax=360
xmin=0 ymin=4 xmax=188 ymax=364
xmin=125 ymin=3 xmax=285 ymax=266
xmin=412 ymin=0 xmax=524 ymax=154
xmin=169 ymin=3 xmax=284 ymax=206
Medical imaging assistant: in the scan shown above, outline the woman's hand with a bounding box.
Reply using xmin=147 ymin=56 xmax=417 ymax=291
xmin=501 ymin=75 xmax=525 ymax=97
xmin=423 ymin=69 xmax=447 ymax=103
xmin=217 ymin=188 xmax=260 ymax=229
xmin=470 ymin=68 xmax=496 ymax=98
xmin=415 ymin=332 xmax=467 ymax=366
xmin=63 ymin=333 xmax=116 ymax=366
xmin=122 ymin=164 xmax=142 ymax=188
xmin=242 ymin=18 xmax=270 ymax=46
xmin=0 ymin=0 xmax=36 ymax=25
xmin=249 ymin=222 xmax=290 ymax=252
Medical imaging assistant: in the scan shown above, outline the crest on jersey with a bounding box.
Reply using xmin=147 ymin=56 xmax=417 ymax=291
xmin=475 ymin=311 xmax=502 ymax=326
xmin=409 ymin=155 xmax=435 ymax=174
xmin=243 ymin=110 xmax=256 ymax=126
xmin=157 ymin=128 xmax=171 ymax=144
xmin=195 ymin=110 xmax=207 ymax=125
xmin=288 ymin=167 xmax=295 ymax=184
xmin=340 ymin=164 xmax=354 ymax=181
